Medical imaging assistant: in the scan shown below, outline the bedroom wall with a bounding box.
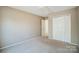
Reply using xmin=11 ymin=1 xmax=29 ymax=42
xmin=0 ymin=7 xmax=41 ymax=47
xmin=76 ymin=7 xmax=79 ymax=45
xmin=48 ymin=8 xmax=78 ymax=44
xmin=0 ymin=7 xmax=2 ymax=48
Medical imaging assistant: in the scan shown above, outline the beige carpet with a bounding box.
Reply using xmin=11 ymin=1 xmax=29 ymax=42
xmin=1 ymin=36 xmax=77 ymax=53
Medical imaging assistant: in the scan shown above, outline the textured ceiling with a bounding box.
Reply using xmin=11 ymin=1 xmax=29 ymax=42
xmin=9 ymin=6 xmax=76 ymax=17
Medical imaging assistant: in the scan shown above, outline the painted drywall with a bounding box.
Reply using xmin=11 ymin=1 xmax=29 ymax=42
xmin=0 ymin=7 xmax=41 ymax=47
xmin=0 ymin=7 xmax=2 ymax=48
xmin=76 ymin=7 xmax=79 ymax=45
xmin=48 ymin=8 xmax=78 ymax=44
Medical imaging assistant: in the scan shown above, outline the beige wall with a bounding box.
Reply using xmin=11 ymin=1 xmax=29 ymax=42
xmin=0 ymin=7 xmax=41 ymax=47
xmin=0 ymin=7 xmax=2 ymax=48
xmin=48 ymin=8 xmax=78 ymax=44
xmin=76 ymin=7 xmax=79 ymax=44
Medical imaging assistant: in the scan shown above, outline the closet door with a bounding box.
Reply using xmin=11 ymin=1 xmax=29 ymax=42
xmin=52 ymin=15 xmax=71 ymax=43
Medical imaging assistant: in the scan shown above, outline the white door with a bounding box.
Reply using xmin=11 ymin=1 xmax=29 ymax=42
xmin=53 ymin=15 xmax=71 ymax=43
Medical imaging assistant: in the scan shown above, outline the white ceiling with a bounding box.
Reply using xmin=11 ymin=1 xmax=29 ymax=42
xmin=9 ymin=6 xmax=76 ymax=17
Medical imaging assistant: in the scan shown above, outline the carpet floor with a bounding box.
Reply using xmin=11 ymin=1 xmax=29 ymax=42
xmin=1 ymin=36 xmax=78 ymax=53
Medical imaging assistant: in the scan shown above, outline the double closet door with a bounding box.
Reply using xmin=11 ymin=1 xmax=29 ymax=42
xmin=52 ymin=15 xmax=71 ymax=43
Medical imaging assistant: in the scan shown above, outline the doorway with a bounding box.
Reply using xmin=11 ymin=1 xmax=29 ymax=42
xmin=41 ymin=19 xmax=48 ymax=37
